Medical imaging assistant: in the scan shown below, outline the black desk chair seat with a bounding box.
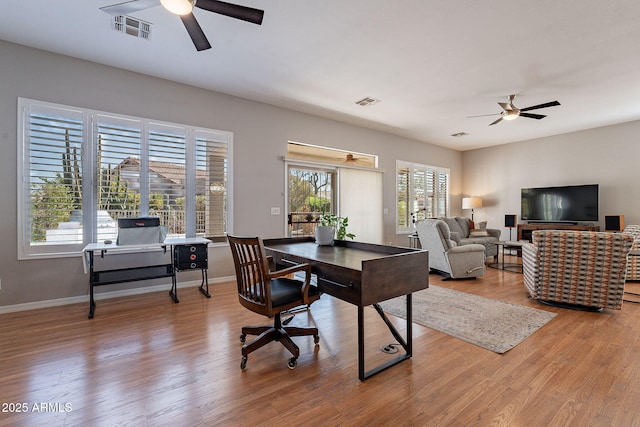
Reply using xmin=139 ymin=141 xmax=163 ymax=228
xmin=227 ymin=235 xmax=320 ymax=370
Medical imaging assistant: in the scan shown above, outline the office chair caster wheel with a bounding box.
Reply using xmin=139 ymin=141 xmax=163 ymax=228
xmin=287 ymin=357 xmax=297 ymax=370
xmin=240 ymin=334 xmax=246 ymax=343
xmin=241 ymin=356 xmax=248 ymax=371
xmin=314 ymin=335 xmax=320 ymax=345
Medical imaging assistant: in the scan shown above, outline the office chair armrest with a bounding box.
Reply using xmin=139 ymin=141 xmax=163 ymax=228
xmin=269 ymin=263 xmax=313 ymax=303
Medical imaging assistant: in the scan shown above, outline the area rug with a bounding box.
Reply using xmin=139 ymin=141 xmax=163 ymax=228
xmin=378 ymin=286 xmax=556 ymax=353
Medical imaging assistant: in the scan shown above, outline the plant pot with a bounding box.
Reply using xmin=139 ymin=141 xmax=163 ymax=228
xmin=315 ymin=225 xmax=335 ymax=246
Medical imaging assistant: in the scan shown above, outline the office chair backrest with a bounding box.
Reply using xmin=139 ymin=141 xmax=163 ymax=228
xmin=227 ymin=235 xmax=274 ymax=316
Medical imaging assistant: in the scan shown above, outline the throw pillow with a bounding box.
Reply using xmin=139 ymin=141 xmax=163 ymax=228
xmin=470 ymin=230 xmax=490 ymax=237
xmin=474 ymin=221 xmax=488 ymax=230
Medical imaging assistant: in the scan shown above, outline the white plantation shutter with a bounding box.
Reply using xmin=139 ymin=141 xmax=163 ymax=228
xmin=18 ymin=98 xmax=232 ymax=258
xmin=96 ymin=115 xmax=142 ymax=221
xmin=397 ymin=166 xmax=410 ymax=229
xmin=196 ymin=130 xmax=230 ymax=241
xmin=435 ymin=170 xmax=449 ymax=218
xmin=19 ymin=102 xmax=86 ymax=255
xmin=396 ymin=160 xmax=449 ymax=233
xmin=148 ymin=123 xmax=187 ymax=236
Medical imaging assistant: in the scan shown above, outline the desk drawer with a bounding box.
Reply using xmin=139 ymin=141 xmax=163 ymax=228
xmin=316 ymin=273 xmax=361 ymax=306
xmin=174 ymin=244 xmax=208 ymax=270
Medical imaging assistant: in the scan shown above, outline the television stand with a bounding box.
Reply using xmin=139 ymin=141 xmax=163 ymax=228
xmin=518 ymin=223 xmax=599 ymax=242
xmin=526 ymin=220 xmax=578 ymax=225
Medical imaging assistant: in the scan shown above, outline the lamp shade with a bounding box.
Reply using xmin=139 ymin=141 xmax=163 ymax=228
xmin=462 ymin=197 xmax=483 ymax=210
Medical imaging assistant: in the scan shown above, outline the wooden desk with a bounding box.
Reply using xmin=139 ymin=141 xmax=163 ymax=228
xmin=263 ymin=237 xmax=429 ymax=380
xmin=83 ymin=237 xmax=211 ymax=318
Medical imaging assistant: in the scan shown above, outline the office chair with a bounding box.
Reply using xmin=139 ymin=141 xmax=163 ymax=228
xmin=227 ymin=235 xmax=320 ymax=370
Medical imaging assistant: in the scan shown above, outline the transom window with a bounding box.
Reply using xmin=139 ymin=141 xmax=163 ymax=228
xmin=18 ymin=98 xmax=232 ymax=259
xmin=397 ymin=160 xmax=449 ymax=233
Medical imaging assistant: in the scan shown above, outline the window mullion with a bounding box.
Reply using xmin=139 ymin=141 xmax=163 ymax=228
xmin=185 ymin=128 xmax=196 ymax=237
xmin=140 ymin=122 xmax=150 ymax=215
xmin=83 ymin=112 xmax=97 ymax=243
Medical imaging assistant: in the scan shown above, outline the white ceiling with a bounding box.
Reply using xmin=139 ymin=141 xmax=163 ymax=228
xmin=2 ymin=0 xmax=640 ymax=151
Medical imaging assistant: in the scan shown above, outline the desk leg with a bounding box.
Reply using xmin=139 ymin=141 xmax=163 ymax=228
xmin=169 ymin=270 xmax=179 ymax=303
xmin=359 ymin=294 xmax=413 ymax=381
xmin=358 ymin=306 xmax=365 ymax=380
xmin=88 ymin=282 xmax=96 ymax=319
xmin=199 ymin=268 xmax=211 ymax=298
xmin=88 ymin=251 xmax=96 ymax=319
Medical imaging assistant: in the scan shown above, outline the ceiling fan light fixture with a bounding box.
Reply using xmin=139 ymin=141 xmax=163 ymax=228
xmin=161 ymin=0 xmax=195 ymax=15
xmin=501 ymin=109 xmax=520 ymax=121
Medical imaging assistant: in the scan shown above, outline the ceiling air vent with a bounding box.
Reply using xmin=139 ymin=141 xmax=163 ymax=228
xmin=355 ymin=97 xmax=381 ymax=107
xmin=112 ymin=15 xmax=151 ymax=40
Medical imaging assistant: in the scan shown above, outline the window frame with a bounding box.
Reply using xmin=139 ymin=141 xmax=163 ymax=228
xmin=396 ymin=160 xmax=450 ymax=234
xmin=17 ymin=98 xmax=233 ymax=259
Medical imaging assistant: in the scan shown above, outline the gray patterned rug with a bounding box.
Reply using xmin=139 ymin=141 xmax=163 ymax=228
xmin=379 ymin=285 xmax=556 ymax=353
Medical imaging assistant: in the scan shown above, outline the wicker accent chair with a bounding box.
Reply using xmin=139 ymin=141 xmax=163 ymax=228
xmin=622 ymin=225 xmax=640 ymax=281
xmin=522 ymin=230 xmax=634 ymax=310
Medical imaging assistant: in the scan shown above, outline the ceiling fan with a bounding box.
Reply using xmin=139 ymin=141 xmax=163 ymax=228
xmin=100 ymin=0 xmax=264 ymax=51
xmin=468 ymin=94 xmax=560 ymax=126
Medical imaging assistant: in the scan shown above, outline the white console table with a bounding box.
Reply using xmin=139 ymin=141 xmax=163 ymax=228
xmin=82 ymin=237 xmax=211 ymax=318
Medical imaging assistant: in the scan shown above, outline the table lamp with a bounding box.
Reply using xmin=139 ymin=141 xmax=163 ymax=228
xmin=462 ymin=197 xmax=483 ymax=221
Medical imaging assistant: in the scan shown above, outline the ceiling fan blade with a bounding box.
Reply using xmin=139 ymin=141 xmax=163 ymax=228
xmin=498 ymin=102 xmax=514 ymax=111
xmin=489 ymin=117 xmax=503 ymax=126
xmin=100 ymin=0 xmax=161 ymax=16
xmin=520 ymin=100 xmax=561 ymax=112
xmin=467 ymin=113 xmax=499 ymax=118
xmin=196 ymin=0 xmax=264 ymax=25
xmin=180 ymin=13 xmax=212 ymax=51
xmin=520 ymin=112 xmax=546 ymax=120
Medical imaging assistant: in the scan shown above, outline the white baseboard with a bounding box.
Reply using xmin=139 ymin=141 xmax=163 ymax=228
xmin=0 ymin=275 xmax=235 ymax=315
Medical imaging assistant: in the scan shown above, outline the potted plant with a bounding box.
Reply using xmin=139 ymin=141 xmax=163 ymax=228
xmin=315 ymin=211 xmax=355 ymax=245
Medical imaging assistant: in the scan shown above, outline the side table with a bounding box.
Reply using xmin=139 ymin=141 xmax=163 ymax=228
xmin=488 ymin=240 xmax=525 ymax=273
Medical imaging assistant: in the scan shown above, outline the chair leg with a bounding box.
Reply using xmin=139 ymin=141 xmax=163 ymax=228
xmin=241 ymin=325 xmax=272 ymax=336
xmin=242 ymin=328 xmax=279 ymax=356
xmin=275 ymin=329 xmax=300 ymax=359
xmin=284 ymin=325 xmax=319 ymax=338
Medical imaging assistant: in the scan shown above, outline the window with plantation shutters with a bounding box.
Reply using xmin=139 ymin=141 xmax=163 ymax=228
xmin=396 ymin=160 xmax=449 ymax=233
xmin=18 ymin=98 xmax=232 ymax=259
xmin=19 ymin=103 xmax=86 ymax=255
xmin=195 ymin=129 xmax=230 ymax=242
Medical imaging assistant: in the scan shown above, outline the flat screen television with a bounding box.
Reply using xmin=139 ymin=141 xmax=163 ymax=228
xmin=521 ymin=184 xmax=599 ymax=223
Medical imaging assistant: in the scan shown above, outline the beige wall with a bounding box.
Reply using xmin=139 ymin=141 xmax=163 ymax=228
xmin=0 ymin=40 xmax=461 ymax=307
xmin=6 ymin=39 xmax=637 ymax=310
xmin=461 ymin=121 xmax=640 ymax=239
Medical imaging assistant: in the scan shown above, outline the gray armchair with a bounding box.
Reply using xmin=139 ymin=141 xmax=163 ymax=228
xmin=416 ymin=219 xmax=486 ymax=279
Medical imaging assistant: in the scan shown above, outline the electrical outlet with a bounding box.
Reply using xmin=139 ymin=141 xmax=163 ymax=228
xmin=271 ymin=207 xmax=280 ymax=215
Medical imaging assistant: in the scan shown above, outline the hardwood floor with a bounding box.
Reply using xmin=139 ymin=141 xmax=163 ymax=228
xmin=2 ymin=259 xmax=640 ymax=426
